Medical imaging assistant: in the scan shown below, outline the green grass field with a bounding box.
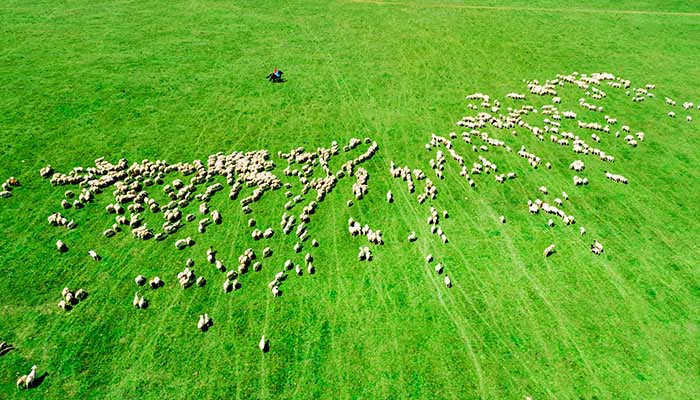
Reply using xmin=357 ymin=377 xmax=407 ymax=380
xmin=2 ymin=1 xmax=700 ymax=398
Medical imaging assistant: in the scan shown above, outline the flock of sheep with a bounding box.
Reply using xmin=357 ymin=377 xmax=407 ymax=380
xmin=4 ymin=70 xmax=694 ymax=390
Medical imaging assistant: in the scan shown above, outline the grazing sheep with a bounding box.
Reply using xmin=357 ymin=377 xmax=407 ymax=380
xmin=149 ymin=277 xmax=162 ymax=289
xmin=548 ymin=219 xmax=554 ymax=227
xmin=196 ymin=276 xmax=206 ymax=287
xmin=386 ymin=191 xmax=393 ymax=203
xmin=499 ymin=215 xmax=506 ymax=224
xmin=591 ymin=240 xmax=604 ymax=255
xmin=444 ymin=275 xmax=452 ymax=288
xmin=23 ymin=365 xmax=37 ymax=389
xmin=75 ymin=289 xmax=88 ymax=301
xmin=259 ymin=335 xmax=269 ymax=352
xmin=88 ymin=250 xmax=100 ymax=261
xmin=407 ymin=232 xmax=417 ymax=242
xmin=580 ymin=226 xmax=586 ymax=236
xmin=434 ymin=263 xmax=443 ymax=274
xmin=543 ymin=244 xmax=556 ymax=257
xmin=425 ymin=254 xmax=433 ymax=263
xmin=56 ymin=240 xmax=67 ymax=252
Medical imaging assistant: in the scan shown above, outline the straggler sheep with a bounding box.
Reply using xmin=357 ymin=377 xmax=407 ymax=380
xmin=425 ymin=254 xmax=433 ymax=263
xmin=88 ymin=250 xmax=100 ymax=261
xmin=56 ymin=240 xmax=67 ymax=252
xmin=499 ymin=215 xmax=506 ymax=224
xmin=259 ymin=335 xmax=269 ymax=352
xmin=435 ymin=263 xmax=443 ymax=274
xmin=544 ymin=244 xmax=556 ymax=257
xmin=444 ymin=275 xmax=452 ymax=288
xmin=580 ymin=226 xmax=586 ymax=236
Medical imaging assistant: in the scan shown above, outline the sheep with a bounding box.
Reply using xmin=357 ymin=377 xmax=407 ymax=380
xmin=591 ymin=240 xmax=604 ymax=255
xmin=407 ymin=232 xmax=417 ymax=242
xmin=499 ymin=215 xmax=506 ymax=224
xmin=562 ymin=192 xmax=569 ymax=200
xmin=543 ymin=244 xmax=556 ymax=257
xmin=25 ymin=365 xmax=38 ymax=388
xmin=263 ymin=247 xmax=272 ymax=258
xmin=57 ymin=300 xmax=70 ymax=310
xmin=56 ymin=240 xmax=67 ymax=252
xmin=444 ymin=275 xmax=452 ymax=288
xmin=271 ymin=286 xmax=281 ymax=297
xmin=386 ymin=191 xmax=393 ymax=203
xmin=435 ymin=263 xmax=443 ymax=274
xmin=135 ymin=275 xmax=146 ymax=286
xmin=149 ymin=277 xmax=163 ymax=289
xmin=425 ymin=254 xmax=433 ymax=263
xmin=295 ymin=264 xmax=303 ymax=276
xmin=311 ymin=239 xmax=319 ymax=247
xmin=75 ymin=289 xmax=88 ymax=301
xmin=580 ymin=226 xmax=586 ymax=236
xmin=197 ymin=314 xmax=213 ymax=331
xmin=259 ymin=335 xmax=269 ymax=352
xmin=538 ymin=186 xmax=548 ymax=194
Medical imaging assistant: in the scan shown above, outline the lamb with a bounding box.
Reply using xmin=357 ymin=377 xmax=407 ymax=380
xmin=543 ymin=244 xmax=556 ymax=257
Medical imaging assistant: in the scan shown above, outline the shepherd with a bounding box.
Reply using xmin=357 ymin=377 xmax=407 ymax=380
xmin=267 ymin=68 xmax=284 ymax=83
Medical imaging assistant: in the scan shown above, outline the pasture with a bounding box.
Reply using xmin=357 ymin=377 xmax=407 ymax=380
xmin=1 ymin=0 xmax=700 ymax=398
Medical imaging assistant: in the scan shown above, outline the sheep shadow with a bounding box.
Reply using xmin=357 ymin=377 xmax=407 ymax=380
xmin=32 ymin=372 xmax=49 ymax=388
xmin=0 ymin=346 xmax=15 ymax=356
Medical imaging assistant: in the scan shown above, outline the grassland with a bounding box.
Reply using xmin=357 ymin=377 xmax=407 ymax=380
xmin=1 ymin=0 xmax=700 ymax=398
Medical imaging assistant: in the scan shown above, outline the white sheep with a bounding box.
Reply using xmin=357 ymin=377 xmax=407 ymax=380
xmin=543 ymin=244 xmax=556 ymax=257
xmin=444 ymin=275 xmax=452 ymax=288
xmin=259 ymin=335 xmax=268 ymax=352
xmin=88 ymin=250 xmax=100 ymax=261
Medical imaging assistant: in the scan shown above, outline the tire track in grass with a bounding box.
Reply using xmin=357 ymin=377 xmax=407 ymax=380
xmin=390 ymin=176 xmax=487 ymax=397
xmin=348 ymin=0 xmax=700 ymax=19
xmin=430 ymin=156 xmax=562 ymax=397
xmin=475 ymin=197 xmax=609 ymax=396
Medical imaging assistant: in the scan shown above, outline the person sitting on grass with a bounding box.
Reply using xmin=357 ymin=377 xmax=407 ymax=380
xmin=266 ymin=68 xmax=284 ymax=83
